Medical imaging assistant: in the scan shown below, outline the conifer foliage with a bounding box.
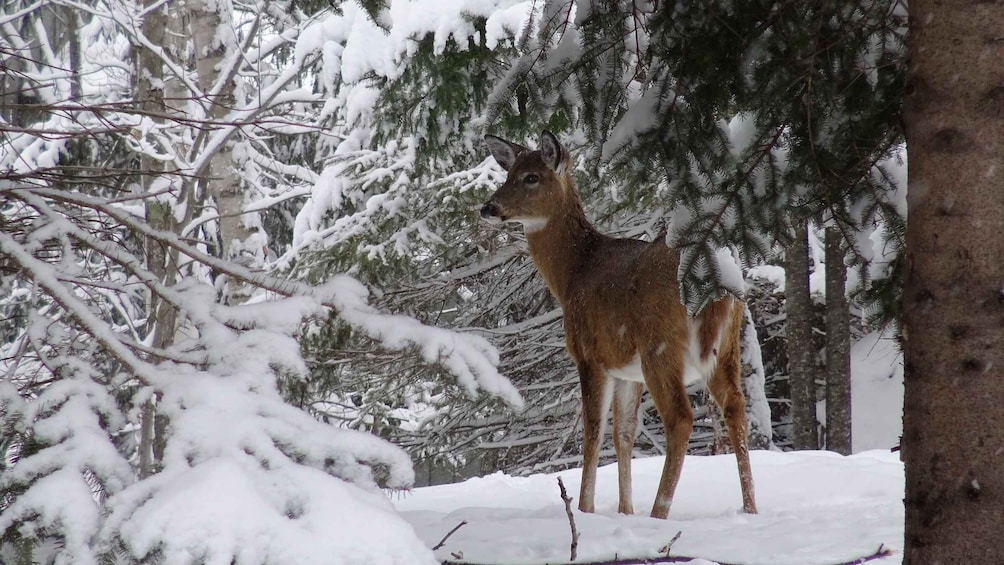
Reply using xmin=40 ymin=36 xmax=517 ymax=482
xmin=282 ymin=0 xmax=907 ymax=480
xmin=487 ymin=0 xmax=907 ymax=312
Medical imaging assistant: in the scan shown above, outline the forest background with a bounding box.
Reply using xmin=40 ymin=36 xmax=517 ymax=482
xmin=4 ymin=0 xmax=980 ymax=563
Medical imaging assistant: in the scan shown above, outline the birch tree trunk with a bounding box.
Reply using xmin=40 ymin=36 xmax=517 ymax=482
xmin=903 ymin=1 xmax=1004 ymax=561
xmin=190 ymin=0 xmax=255 ymax=303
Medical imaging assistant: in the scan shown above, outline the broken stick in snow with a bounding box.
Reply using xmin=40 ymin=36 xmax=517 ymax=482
xmin=432 ymin=520 xmax=468 ymax=551
xmin=659 ymin=531 xmax=682 ymax=556
xmin=557 ymin=476 xmax=579 ymax=561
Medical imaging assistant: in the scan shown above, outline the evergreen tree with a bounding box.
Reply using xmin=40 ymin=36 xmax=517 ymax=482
xmin=484 ymin=0 xmax=905 ymax=456
xmin=291 ymin=0 xmax=907 ymax=476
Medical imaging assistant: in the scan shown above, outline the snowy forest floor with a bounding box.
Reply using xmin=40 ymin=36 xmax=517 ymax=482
xmin=393 ymin=330 xmax=905 ymax=565
xmin=394 ymin=449 xmax=903 ymax=565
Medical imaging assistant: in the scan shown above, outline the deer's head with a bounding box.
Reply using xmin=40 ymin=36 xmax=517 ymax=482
xmin=480 ymin=131 xmax=573 ymax=232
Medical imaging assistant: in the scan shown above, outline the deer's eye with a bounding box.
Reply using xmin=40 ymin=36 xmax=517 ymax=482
xmin=524 ymin=173 xmax=540 ymax=185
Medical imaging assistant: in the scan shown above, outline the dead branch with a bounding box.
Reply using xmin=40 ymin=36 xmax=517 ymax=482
xmin=433 ymin=521 xmax=468 ymax=551
xmin=440 ymin=543 xmax=894 ymax=565
xmin=658 ymin=531 xmax=682 ymax=556
xmin=557 ymin=476 xmax=579 ymax=562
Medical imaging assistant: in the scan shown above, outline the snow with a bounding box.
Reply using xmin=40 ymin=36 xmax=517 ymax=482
xmin=851 ymin=330 xmax=904 ymax=452
xmin=715 ymin=247 xmax=746 ymax=294
xmin=728 ymin=112 xmax=758 ymax=155
xmin=295 ymin=0 xmax=530 ymax=85
xmin=747 ymin=264 xmax=786 ymax=291
xmin=111 ymin=458 xmax=436 ymax=565
xmin=395 ymin=450 xmax=903 ymax=564
xmin=741 ymin=307 xmax=774 ymax=447
xmin=386 ymin=325 xmax=906 ymax=565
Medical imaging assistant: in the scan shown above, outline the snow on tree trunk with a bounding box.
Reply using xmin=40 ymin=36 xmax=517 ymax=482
xmin=824 ymin=227 xmax=851 ymax=455
xmin=902 ymin=1 xmax=1004 ymax=562
xmin=742 ymin=305 xmax=775 ymax=451
xmin=785 ymin=220 xmax=819 ymax=450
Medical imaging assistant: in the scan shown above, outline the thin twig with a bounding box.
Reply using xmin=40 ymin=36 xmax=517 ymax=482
xmin=659 ymin=531 xmax=682 ymax=556
xmin=557 ymin=476 xmax=579 ymax=562
xmin=432 ymin=521 xmax=468 ymax=551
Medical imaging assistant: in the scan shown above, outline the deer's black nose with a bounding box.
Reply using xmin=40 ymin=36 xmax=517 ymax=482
xmin=480 ymin=203 xmax=498 ymax=219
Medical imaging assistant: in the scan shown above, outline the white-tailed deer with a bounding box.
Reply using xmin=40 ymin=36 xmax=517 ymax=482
xmin=480 ymin=131 xmax=757 ymax=519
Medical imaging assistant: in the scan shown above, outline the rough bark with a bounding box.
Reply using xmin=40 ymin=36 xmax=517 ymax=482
xmin=902 ymin=1 xmax=1004 ymax=562
xmin=785 ymin=220 xmax=818 ymax=450
xmin=824 ymin=227 xmax=851 ymax=455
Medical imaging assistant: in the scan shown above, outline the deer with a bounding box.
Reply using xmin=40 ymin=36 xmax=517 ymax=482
xmin=480 ymin=131 xmax=758 ymax=519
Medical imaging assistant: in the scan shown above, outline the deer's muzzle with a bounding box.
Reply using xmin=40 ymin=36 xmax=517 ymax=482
xmin=480 ymin=202 xmax=501 ymax=219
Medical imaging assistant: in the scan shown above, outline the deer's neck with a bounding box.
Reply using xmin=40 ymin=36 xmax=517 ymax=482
xmin=525 ymin=194 xmax=600 ymax=304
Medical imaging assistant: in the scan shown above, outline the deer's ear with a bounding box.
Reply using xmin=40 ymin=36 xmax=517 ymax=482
xmin=540 ymin=130 xmax=570 ymax=175
xmin=485 ymin=135 xmax=524 ymax=171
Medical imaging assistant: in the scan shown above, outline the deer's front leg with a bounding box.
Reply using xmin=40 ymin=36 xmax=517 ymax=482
xmin=577 ymin=362 xmax=612 ymax=513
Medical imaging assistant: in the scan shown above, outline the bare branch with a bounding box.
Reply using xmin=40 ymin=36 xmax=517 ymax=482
xmin=557 ymin=476 xmax=579 ymax=562
xmin=0 ymin=230 xmax=155 ymax=384
xmin=431 ymin=521 xmax=468 ymax=552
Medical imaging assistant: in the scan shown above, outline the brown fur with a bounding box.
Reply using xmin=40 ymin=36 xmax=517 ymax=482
xmin=482 ymin=132 xmax=757 ymax=518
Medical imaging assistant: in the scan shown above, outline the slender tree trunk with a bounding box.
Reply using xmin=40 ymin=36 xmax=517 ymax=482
xmin=136 ymin=0 xmax=181 ymax=478
xmin=902 ymin=1 xmax=1004 ymax=562
xmin=62 ymin=5 xmax=82 ymax=101
xmin=824 ymin=227 xmax=851 ymax=454
xmin=785 ymin=220 xmax=818 ymax=450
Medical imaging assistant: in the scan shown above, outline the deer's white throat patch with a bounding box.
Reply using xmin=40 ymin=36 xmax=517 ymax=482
xmin=516 ymin=217 xmax=549 ymax=233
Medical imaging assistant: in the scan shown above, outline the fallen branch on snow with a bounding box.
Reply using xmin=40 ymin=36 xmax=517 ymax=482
xmin=433 ymin=520 xmax=468 ymax=551
xmin=440 ymin=543 xmax=893 ymax=565
xmin=557 ymin=476 xmax=579 ymax=561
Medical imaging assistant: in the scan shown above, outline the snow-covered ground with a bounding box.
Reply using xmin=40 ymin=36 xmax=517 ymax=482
xmin=394 ymin=329 xmax=905 ymax=564
xmin=395 ymin=450 xmax=902 ymax=564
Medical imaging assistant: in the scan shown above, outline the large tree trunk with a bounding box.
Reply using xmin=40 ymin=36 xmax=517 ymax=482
xmin=824 ymin=227 xmax=851 ymax=455
xmin=785 ymin=220 xmax=818 ymax=450
xmin=902 ymin=1 xmax=1004 ymax=562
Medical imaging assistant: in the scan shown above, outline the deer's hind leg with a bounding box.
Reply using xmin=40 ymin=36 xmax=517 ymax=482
xmin=612 ymin=378 xmax=643 ymax=514
xmin=643 ymin=348 xmax=693 ymax=519
xmin=708 ymin=321 xmax=758 ymax=514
